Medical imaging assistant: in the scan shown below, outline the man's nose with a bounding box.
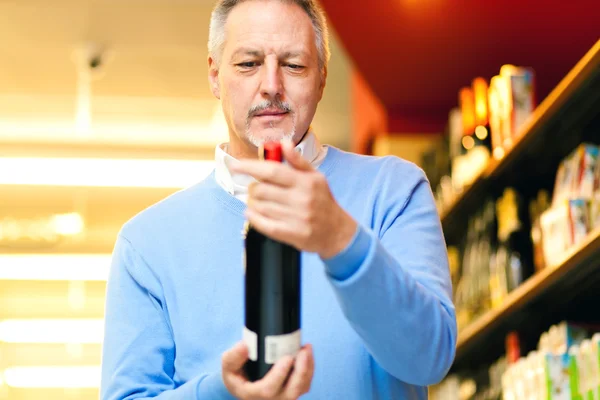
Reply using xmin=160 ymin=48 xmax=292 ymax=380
xmin=260 ymin=59 xmax=283 ymax=99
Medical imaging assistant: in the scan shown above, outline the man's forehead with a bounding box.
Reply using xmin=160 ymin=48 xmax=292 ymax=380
xmin=224 ymin=0 xmax=314 ymax=39
xmin=230 ymin=47 xmax=310 ymax=58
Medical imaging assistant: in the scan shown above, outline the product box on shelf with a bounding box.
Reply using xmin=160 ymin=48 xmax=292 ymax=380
xmin=553 ymin=143 xmax=600 ymax=206
xmin=500 ymin=65 xmax=536 ymax=140
xmin=488 ymin=65 xmax=536 ymax=154
xmin=539 ymin=201 xmax=573 ymax=266
xmin=546 ymin=351 xmax=579 ymax=400
xmin=539 ymin=322 xmax=595 ymax=355
xmin=539 ymin=143 xmax=600 ymax=266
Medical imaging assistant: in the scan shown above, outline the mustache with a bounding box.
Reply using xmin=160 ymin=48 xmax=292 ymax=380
xmin=248 ymin=100 xmax=292 ymax=118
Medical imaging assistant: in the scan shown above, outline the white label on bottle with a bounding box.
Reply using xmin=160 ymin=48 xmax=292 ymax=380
xmin=243 ymin=327 xmax=258 ymax=361
xmin=264 ymin=329 xmax=301 ymax=364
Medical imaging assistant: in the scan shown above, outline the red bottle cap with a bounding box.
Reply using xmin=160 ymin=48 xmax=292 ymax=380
xmin=262 ymin=142 xmax=283 ymax=162
xmin=506 ymin=331 xmax=521 ymax=364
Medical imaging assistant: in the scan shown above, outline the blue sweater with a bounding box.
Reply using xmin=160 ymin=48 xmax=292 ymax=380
xmin=100 ymin=146 xmax=457 ymax=399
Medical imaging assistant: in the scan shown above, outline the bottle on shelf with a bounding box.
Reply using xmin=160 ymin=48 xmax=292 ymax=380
xmin=495 ymin=188 xmax=534 ymax=292
xmin=473 ymin=77 xmax=493 ymax=152
xmin=243 ymin=141 xmax=302 ymax=382
xmin=529 ymin=190 xmax=550 ymax=272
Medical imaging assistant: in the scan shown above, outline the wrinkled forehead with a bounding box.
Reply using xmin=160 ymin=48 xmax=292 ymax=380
xmin=223 ymin=1 xmax=318 ymax=59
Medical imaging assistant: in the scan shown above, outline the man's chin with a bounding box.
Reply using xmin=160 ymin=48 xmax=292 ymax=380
xmin=245 ymin=129 xmax=295 ymax=148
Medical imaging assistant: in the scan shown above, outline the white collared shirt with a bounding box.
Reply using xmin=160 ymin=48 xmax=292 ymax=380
xmin=214 ymin=130 xmax=328 ymax=203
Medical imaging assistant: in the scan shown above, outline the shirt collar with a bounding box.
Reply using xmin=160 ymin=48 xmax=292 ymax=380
xmin=214 ymin=130 xmax=323 ymax=196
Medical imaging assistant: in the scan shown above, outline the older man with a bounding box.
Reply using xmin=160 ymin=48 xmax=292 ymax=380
xmin=100 ymin=0 xmax=457 ymax=399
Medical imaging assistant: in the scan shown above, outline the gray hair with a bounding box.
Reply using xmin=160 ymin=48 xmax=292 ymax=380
xmin=208 ymin=0 xmax=331 ymax=74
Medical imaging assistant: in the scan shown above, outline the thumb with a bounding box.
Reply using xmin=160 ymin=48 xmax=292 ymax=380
xmin=281 ymin=139 xmax=312 ymax=171
xmin=222 ymin=341 xmax=249 ymax=372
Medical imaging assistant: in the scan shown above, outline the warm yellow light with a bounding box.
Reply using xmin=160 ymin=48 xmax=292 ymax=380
xmin=52 ymin=213 xmax=85 ymax=236
xmin=0 ymin=157 xmax=215 ymax=188
xmin=0 ymin=319 xmax=104 ymax=344
xmin=459 ymin=87 xmax=476 ymax=135
xmin=0 ymin=213 xmax=84 ymax=243
xmin=472 ymin=77 xmax=489 ymax=126
xmin=475 ymin=125 xmax=488 ymax=140
xmin=462 ymin=136 xmax=475 ymax=150
xmin=493 ymin=147 xmax=506 ymax=160
xmin=4 ymin=366 xmax=100 ymax=388
xmin=0 ymin=254 xmax=110 ymax=281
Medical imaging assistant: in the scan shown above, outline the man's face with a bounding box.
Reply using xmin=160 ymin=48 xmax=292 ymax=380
xmin=209 ymin=0 xmax=326 ymax=153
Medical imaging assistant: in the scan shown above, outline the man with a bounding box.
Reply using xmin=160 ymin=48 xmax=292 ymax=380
xmin=100 ymin=0 xmax=457 ymax=399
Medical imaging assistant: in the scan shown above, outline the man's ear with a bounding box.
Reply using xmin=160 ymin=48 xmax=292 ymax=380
xmin=208 ymin=56 xmax=220 ymax=99
xmin=318 ymin=66 xmax=328 ymax=101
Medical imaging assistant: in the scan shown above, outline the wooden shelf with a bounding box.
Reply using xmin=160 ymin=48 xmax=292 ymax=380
xmin=441 ymin=39 xmax=600 ymax=239
xmin=445 ymin=39 xmax=600 ymax=370
xmin=453 ymin=227 xmax=600 ymax=368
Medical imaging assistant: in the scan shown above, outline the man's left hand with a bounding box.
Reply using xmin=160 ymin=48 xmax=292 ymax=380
xmin=230 ymin=141 xmax=357 ymax=259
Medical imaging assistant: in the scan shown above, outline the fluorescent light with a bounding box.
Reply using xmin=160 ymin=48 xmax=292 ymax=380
xmin=0 ymin=254 xmax=110 ymax=281
xmin=0 ymin=319 xmax=104 ymax=344
xmin=52 ymin=213 xmax=85 ymax=236
xmin=0 ymin=157 xmax=214 ymax=188
xmin=4 ymin=366 xmax=100 ymax=388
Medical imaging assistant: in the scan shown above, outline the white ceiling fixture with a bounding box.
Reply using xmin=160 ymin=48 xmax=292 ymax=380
xmin=0 ymin=157 xmax=214 ymax=188
xmin=0 ymin=254 xmax=111 ymax=281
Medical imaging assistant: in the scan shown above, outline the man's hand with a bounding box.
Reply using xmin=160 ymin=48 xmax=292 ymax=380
xmin=230 ymin=140 xmax=357 ymax=259
xmin=222 ymin=341 xmax=314 ymax=400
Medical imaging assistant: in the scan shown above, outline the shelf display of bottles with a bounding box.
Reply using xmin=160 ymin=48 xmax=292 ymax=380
xmin=451 ymin=143 xmax=600 ymax=333
xmin=432 ymin=65 xmax=536 ymax=216
xmin=452 ymin=188 xmax=535 ymax=332
xmin=431 ymin=322 xmax=600 ymax=400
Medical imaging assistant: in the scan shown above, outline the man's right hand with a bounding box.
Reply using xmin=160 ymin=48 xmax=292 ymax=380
xmin=222 ymin=341 xmax=314 ymax=400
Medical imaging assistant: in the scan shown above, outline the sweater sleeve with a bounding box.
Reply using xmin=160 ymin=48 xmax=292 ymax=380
xmin=321 ymin=172 xmax=457 ymax=386
xmin=100 ymin=234 xmax=236 ymax=400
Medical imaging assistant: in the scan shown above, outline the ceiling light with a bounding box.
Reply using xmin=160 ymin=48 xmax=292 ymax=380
xmin=3 ymin=366 xmax=100 ymax=388
xmin=51 ymin=213 xmax=85 ymax=236
xmin=0 ymin=319 xmax=104 ymax=344
xmin=0 ymin=254 xmax=110 ymax=281
xmin=0 ymin=157 xmax=214 ymax=188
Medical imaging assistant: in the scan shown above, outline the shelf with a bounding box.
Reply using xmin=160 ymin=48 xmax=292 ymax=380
xmin=441 ymin=39 xmax=600 ymax=240
xmin=452 ymin=227 xmax=600 ymax=370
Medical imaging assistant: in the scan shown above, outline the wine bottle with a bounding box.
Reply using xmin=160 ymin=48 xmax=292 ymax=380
xmin=243 ymin=141 xmax=302 ymax=382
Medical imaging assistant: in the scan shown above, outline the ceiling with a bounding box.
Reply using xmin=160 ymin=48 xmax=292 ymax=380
xmin=318 ymin=0 xmax=600 ymax=132
xmin=0 ymin=0 xmax=353 ymax=151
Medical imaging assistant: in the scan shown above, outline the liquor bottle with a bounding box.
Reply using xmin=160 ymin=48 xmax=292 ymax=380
xmin=472 ymin=77 xmax=492 ymax=153
xmin=243 ymin=141 xmax=302 ymax=382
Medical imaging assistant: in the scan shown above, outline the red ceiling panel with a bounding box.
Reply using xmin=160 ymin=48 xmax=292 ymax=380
xmin=319 ymin=0 xmax=600 ymax=132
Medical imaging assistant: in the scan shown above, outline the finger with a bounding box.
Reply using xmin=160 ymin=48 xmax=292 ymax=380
xmin=250 ymin=182 xmax=292 ymax=204
xmin=281 ymin=140 xmax=313 ymax=172
xmin=245 ymin=209 xmax=303 ymax=247
xmin=245 ymin=356 xmax=295 ymax=399
xmin=231 ymin=160 xmax=296 ymax=187
xmin=222 ymin=341 xmax=249 ymax=373
xmin=283 ymin=345 xmax=314 ymax=399
xmin=249 ymin=199 xmax=292 ymax=221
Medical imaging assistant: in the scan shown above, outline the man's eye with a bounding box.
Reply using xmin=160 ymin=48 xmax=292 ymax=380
xmin=287 ymin=64 xmax=304 ymax=70
xmin=237 ymin=62 xmax=258 ymax=68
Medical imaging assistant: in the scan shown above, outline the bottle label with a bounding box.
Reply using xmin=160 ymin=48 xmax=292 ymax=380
xmin=243 ymin=326 xmax=258 ymax=362
xmin=265 ymin=329 xmax=301 ymax=364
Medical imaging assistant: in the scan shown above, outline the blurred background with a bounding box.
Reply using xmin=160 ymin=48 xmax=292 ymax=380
xmin=0 ymin=0 xmax=599 ymax=399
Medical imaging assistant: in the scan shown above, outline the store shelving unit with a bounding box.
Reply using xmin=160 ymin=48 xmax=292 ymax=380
xmin=442 ymin=40 xmax=600 ymax=240
xmin=445 ymin=40 xmax=600 ymax=371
